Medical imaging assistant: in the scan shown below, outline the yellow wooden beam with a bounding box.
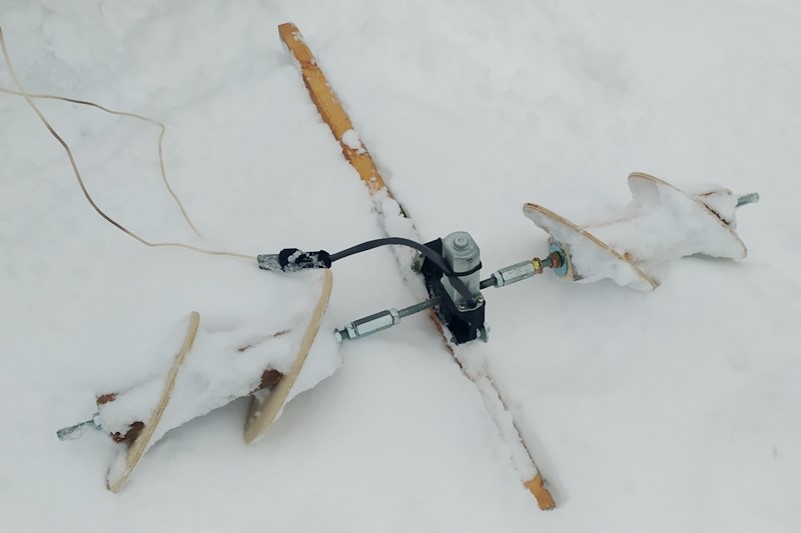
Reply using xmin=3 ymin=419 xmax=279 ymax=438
xmin=525 ymin=473 xmax=556 ymax=510
xmin=278 ymin=22 xmax=386 ymax=194
xmin=278 ymin=22 xmax=555 ymax=511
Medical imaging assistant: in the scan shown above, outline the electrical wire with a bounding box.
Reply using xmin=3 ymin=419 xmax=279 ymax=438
xmin=0 ymin=27 xmax=253 ymax=262
xmin=329 ymin=237 xmax=479 ymax=301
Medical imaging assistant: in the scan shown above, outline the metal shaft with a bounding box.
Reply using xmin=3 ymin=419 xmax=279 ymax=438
xmin=334 ymin=296 xmax=443 ymax=342
xmin=56 ymin=412 xmax=102 ymax=441
xmin=333 ymin=250 xmax=565 ymax=344
xmin=737 ymin=192 xmax=760 ymax=207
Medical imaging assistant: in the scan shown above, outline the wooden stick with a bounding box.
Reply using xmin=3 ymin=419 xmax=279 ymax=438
xmin=278 ymin=23 xmax=386 ymax=194
xmin=278 ymin=22 xmax=555 ymax=510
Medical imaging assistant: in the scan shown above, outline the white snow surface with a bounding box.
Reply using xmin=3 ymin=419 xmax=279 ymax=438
xmin=341 ymin=128 xmax=365 ymax=153
xmin=2 ymin=1 xmax=801 ymax=532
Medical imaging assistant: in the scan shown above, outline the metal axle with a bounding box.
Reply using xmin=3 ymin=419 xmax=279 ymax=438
xmin=56 ymin=412 xmax=102 ymax=441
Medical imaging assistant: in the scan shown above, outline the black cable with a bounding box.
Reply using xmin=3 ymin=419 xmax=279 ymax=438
xmin=330 ymin=237 xmax=478 ymax=303
xmin=261 ymin=237 xmax=481 ymax=303
xmin=330 ymin=237 xmax=480 ymax=276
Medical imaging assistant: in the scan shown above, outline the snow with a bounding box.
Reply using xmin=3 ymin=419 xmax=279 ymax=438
xmin=341 ymin=128 xmax=365 ymax=153
xmin=2 ymin=1 xmax=801 ymax=532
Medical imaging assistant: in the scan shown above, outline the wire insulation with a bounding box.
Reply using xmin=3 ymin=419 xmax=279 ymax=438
xmin=0 ymin=27 xmax=252 ymax=262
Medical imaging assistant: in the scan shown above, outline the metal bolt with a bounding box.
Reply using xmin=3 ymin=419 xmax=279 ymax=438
xmin=736 ymin=192 xmax=760 ymax=207
xmin=56 ymin=412 xmax=102 ymax=441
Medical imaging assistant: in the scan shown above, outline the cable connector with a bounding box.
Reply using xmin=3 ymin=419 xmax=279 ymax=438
xmin=257 ymin=248 xmax=332 ymax=272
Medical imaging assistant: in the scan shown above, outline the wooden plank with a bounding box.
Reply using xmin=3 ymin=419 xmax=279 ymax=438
xmin=278 ymin=22 xmax=555 ymax=510
xmin=278 ymin=22 xmax=386 ymax=194
xmin=525 ymin=473 xmax=556 ymax=511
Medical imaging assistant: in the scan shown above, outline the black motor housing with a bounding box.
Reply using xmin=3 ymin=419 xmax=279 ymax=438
xmin=419 ymin=238 xmax=486 ymax=345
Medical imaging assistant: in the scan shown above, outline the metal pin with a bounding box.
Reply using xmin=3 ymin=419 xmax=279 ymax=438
xmin=736 ymin=192 xmax=760 ymax=207
xmin=56 ymin=412 xmax=102 ymax=441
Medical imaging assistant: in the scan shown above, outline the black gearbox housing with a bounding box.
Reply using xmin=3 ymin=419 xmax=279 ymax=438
xmin=419 ymin=238 xmax=485 ymax=345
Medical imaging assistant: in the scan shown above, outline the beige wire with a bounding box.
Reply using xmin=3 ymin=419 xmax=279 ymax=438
xmin=0 ymin=87 xmax=203 ymax=237
xmin=0 ymin=85 xmax=204 ymax=239
xmin=0 ymin=27 xmax=253 ymax=261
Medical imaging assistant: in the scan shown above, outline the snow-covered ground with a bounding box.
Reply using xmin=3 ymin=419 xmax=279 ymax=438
xmin=2 ymin=1 xmax=800 ymax=531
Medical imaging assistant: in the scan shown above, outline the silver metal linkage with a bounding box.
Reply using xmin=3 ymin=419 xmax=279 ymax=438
xmin=736 ymin=192 xmax=760 ymax=207
xmin=56 ymin=412 xmax=102 ymax=441
xmin=334 ymin=296 xmax=445 ymax=343
xmin=492 ymin=260 xmax=538 ymax=287
xmin=334 ymin=308 xmax=401 ymax=343
xmin=333 ymin=246 xmax=567 ymax=344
